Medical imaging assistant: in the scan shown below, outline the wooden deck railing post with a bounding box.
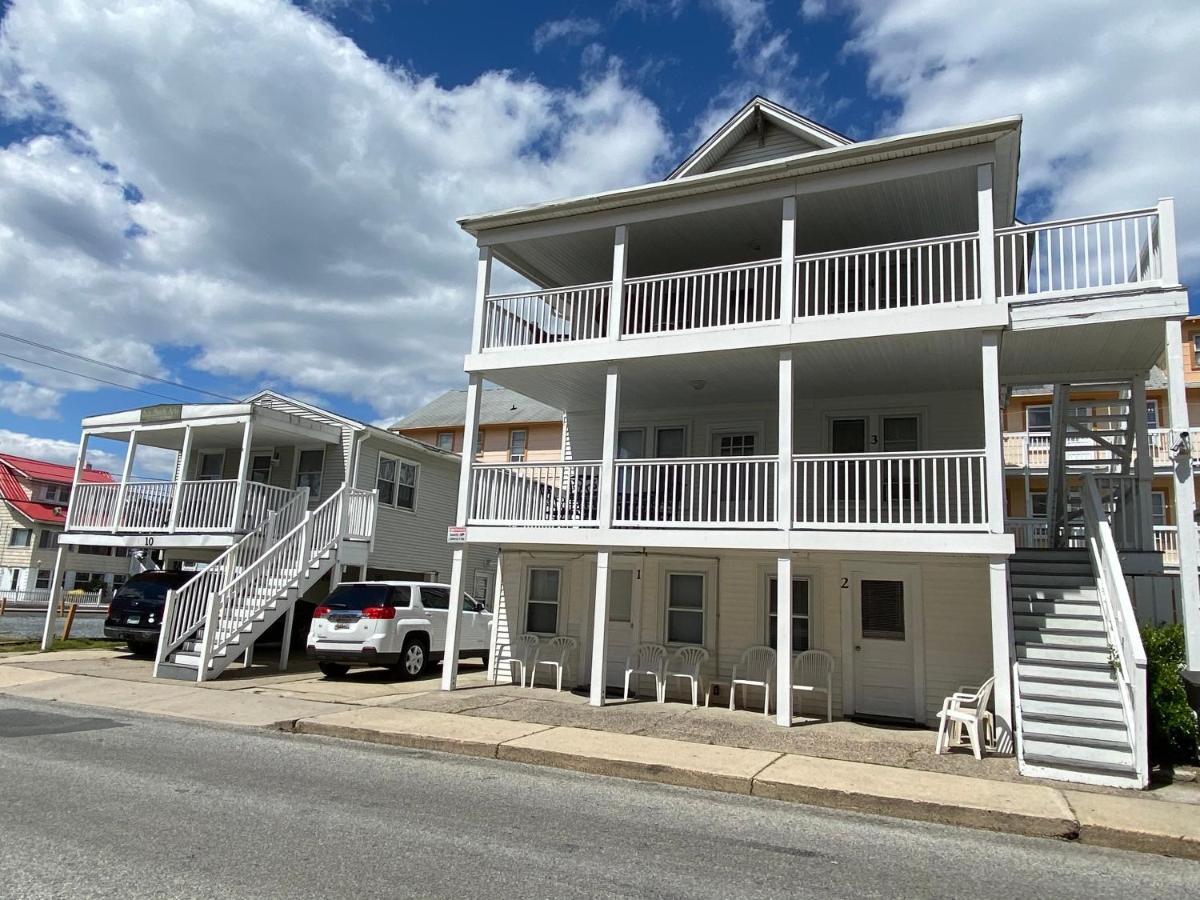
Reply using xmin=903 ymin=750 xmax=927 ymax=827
xmin=167 ymin=425 xmax=193 ymax=534
xmin=977 ymin=164 xmax=996 ymax=303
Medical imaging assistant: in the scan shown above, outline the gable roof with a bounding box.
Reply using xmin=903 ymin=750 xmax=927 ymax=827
xmin=0 ymin=453 xmax=112 ymax=526
xmin=668 ymin=96 xmax=852 ymax=180
xmin=391 ymin=387 xmax=563 ymax=431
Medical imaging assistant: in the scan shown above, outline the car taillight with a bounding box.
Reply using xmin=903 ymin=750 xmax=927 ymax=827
xmin=313 ymin=606 xmax=330 ymax=619
xmin=106 ymin=602 xmax=114 ymax=618
xmin=362 ymin=606 xmax=395 ymax=619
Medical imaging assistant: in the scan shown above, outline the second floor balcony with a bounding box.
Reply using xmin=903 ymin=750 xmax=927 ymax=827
xmin=475 ymin=203 xmax=1178 ymax=362
xmin=1003 ymin=428 xmax=1176 ymax=471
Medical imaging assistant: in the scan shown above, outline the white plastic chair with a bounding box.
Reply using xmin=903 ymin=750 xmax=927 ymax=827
xmin=665 ymin=646 xmax=709 ymax=707
xmin=730 ymin=645 xmax=775 ymax=717
xmin=934 ymin=676 xmax=996 ymax=760
xmin=530 ymin=635 xmax=577 ymax=692
xmin=623 ymin=643 xmax=667 ymax=702
xmin=791 ymin=650 xmax=834 ymax=722
xmin=506 ymin=634 xmax=540 ymax=688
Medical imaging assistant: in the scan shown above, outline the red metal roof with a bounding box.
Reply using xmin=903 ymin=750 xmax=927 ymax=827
xmin=0 ymin=453 xmax=113 ymax=525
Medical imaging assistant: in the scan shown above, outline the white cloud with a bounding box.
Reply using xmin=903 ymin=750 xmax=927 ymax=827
xmin=0 ymin=380 xmax=61 ymax=419
xmin=0 ymin=0 xmax=670 ymax=425
xmin=532 ymin=17 xmax=604 ymax=52
xmin=800 ymin=0 xmax=826 ymax=19
xmin=843 ymin=0 xmax=1200 ymax=285
xmin=0 ymin=428 xmax=178 ymax=479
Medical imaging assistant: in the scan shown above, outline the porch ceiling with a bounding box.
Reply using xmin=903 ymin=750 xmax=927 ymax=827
xmin=494 ymin=162 xmax=982 ymax=289
xmin=82 ymin=406 xmax=341 ymax=450
xmin=486 ymin=329 xmax=984 ymax=413
xmin=1000 ymin=317 xmax=1166 ymax=384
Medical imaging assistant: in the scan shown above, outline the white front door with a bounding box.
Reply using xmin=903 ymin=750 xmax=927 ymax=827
xmin=851 ymin=575 xmax=916 ymax=720
xmin=605 ymin=566 xmax=640 ymax=688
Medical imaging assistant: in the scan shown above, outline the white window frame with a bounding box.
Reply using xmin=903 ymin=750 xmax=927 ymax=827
xmin=824 ymin=408 xmax=925 ymax=452
xmin=37 ymin=529 xmax=59 ymax=550
xmin=248 ymin=448 xmax=274 ymax=485
xmin=1146 ymin=399 xmax=1159 ymax=431
xmin=765 ymin=573 xmax=813 ymax=653
xmin=376 ymin=453 xmax=398 ymax=507
xmin=396 ymin=458 xmax=419 ymax=512
xmin=195 ymin=450 xmax=225 ymax=481
xmin=1192 ymin=333 xmax=1200 ymax=368
xmin=295 ymin=447 xmax=325 ymax=498
xmin=664 ymin=570 xmax=705 ymax=646
xmin=508 ymin=428 xmax=528 ymax=463
xmin=436 ymin=431 xmax=455 ymax=452
xmin=8 ymin=527 xmax=32 ymax=548
xmin=34 ymin=569 xmax=51 ymax=590
xmin=1152 ymin=490 xmax=1168 ymax=527
xmin=1025 ymin=404 xmax=1052 ymax=434
xmin=525 ymin=566 xmax=562 ymax=636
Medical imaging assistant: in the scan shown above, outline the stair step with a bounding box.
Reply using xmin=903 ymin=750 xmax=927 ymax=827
xmin=1018 ymin=678 xmax=1122 ymax=704
xmin=1022 ymin=738 xmax=1135 ymax=771
xmin=1016 ymin=661 xmax=1118 ymax=685
xmin=1022 ymin=718 xmax=1131 ymax=746
xmin=1019 ymin=696 xmax=1125 ymax=722
xmin=1014 ymin=629 xmax=1108 ymax=649
xmin=153 ymin=661 xmax=198 ymax=682
xmin=1012 ymin=613 xmax=1104 ymax=632
xmin=1010 ymin=574 xmax=1095 ymax=589
xmin=1015 ymin=644 xmax=1111 ymax=665
xmin=1010 ymin=589 xmax=1099 ymax=605
xmin=1010 ymin=598 xmax=1101 ymax=617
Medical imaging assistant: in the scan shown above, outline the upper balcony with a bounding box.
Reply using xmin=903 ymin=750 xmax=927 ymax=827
xmin=471 ymin=203 xmax=1179 ymax=371
xmin=63 ymin=400 xmax=346 ymax=548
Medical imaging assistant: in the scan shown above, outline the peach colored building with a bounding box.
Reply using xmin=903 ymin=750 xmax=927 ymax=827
xmin=392 ymin=387 xmax=564 ymax=464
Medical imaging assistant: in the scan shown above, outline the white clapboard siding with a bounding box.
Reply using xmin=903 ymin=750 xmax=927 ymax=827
xmin=921 ymin=559 xmax=992 ymax=722
xmin=707 ymin=122 xmax=821 ymax=173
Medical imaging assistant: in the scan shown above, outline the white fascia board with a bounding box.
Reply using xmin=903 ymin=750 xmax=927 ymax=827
xmin=464 ymin=303 xmax=1009 ymax=374
xmin=81 ymin=403 xmax=253 ymax=430
xmin=459 ymin=116 xmax=1021 ymax=237
xmin=61 ymin=532 xmax=237 ymax=549
xmin=463 ymin=526 xmax=1014 ymax=556
xmin=1009 ymin=289 xmax=1189 ymax=331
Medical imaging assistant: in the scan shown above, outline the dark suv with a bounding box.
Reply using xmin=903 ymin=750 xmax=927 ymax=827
xmin=104 ymin=571 xmax=196 ymax=656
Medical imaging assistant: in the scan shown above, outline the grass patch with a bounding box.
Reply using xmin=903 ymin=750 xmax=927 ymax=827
xmin=0 ymin=637 xmax=125 ymax=655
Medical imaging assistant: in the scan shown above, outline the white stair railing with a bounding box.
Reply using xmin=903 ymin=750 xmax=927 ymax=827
xmin=195 ymin=484 xmax=364 ymax=677
xmin=1081 ymin=473 xmax=1149 ymax=788
xmin=154 ymin=488 xmax=309 ymax=674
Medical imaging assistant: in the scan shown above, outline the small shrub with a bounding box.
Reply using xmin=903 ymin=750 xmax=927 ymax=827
xmin=1141 ymin=623 xmax=1199 ymax=766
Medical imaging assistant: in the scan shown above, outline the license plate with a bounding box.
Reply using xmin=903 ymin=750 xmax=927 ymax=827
xmin=334 ymin=623 xmax=350 ymax=630
xmin=126 ymin=614 xmax=141 ymax=626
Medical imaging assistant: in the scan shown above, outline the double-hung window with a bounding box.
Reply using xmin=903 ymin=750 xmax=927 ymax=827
xmin=38 ymin=530 xmax=59 ymax=550
xmin=376 ymin=455 xmax=397 ymax=506
xmin=509 ymin=429 xmax=527 ymax=463
xmin=666 ymin=573 xmax=704 ymax=644
xmin=35 ymin=570 xmax=51 ymax=590
xmin=397 ymin=461 xmax=417 ymax=510
xmin=767 ymin=576 xmax=811 ymax=652
xmin=8 ymin=527 xmax=31 ymax=548
xmin=196 ymin=451 xmax=224 ymax=481
xmin=296 ymin=449 xmax=324 ymax=497
xmin=526 ymin=568 xmax=560 ymax=634
xmin=436 ymin=432 xmax=455 ymax=452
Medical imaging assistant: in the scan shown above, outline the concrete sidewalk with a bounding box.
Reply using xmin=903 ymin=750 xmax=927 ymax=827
xmin=2 ymin=652 xmax=1198 ymax=860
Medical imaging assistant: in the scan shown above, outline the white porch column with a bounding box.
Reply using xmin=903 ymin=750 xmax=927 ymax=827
xmin=167 ymin=425 xmax=193 ymax=534
xmin=607 ymin=225 xmax=628 ymax=341
xmin=778 ymin=350 xmax=793 ymax=530
xmin=38 ymin=546 xmax=66 ymax=651
xmin=441 ymin=375 xmax=483 ymax=692
xmin=63 ymin=433 xmax=90 ymax=532
xmin=111 ymin=433 xmax=139 ymax=531
xmin=470 ymin=246 xmax=492 ymax=353
xmin=1159 ymin=197 xmax=1179 ymax=286
xmin=1131 ymin=374 xmax=1154 ymax=550
xmin=1165 ymin=319 xmax=1200 ymax=671
xmin=774 ymin=555 xmax=793 ymax=726
xmin=597 ymin=365 xmax=621 ymax=529
xmin=980 ymin=332 xmax=1005 ymax=532
xmin=988 ymin=556 xmax=1014 ymax=750
xmin=229 ymin=418 xmax=255 ymax=531
xmin=590 ymin=549 xmax=612 ymax=706
xmin=780 ymin=196 xmax=796 ymax=321
xmin=977 ymin=164 xmax=996 ymax=303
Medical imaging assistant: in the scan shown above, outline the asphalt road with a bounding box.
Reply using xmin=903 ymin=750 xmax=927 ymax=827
xmin=1 ymin=696 xmax=1198 ymax=899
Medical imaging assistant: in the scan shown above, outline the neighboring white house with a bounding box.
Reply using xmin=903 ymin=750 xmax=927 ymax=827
xmin=46 ymin=389 xmax=495 ymax=679
xmin=435 ymin=95 xmax=1196 ymax=790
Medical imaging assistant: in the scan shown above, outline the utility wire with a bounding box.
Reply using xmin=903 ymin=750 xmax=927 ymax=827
xmin=0 ymin=330 xmax=236 ymax=401
xmin=0 ymin=350 xmax=197 ymax=404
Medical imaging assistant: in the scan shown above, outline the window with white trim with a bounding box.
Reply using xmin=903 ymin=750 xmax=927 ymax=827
xmin=197 ymin=451 xmax=224 ymax=481
xmin=376 ymin=455 xmax=397 ymax=506
xmin=249 ymin=452 xmax=272 ymax=484
xmin=1026 ymin=405 xmax=1052 ymax=434
xmin=1193 ymin=333 xmax=1200 ymax=368
xmin=436 ymin=432 xmax=454 ymax=452
xmin=767 ymin=576 xmax=810 ymax=652
xmin=666 ymin=572 xmax=704 ymax=644
xmin=397 ymin=461 xmax=418 ymax=510
xmin=71 ymin=572 xmax=103 ymax=591
xmin=526 ymin=568 xmax=560 ymax=634
xmin=38 ymin=530 xmax=59 ymax=550
xmin=296 ymin=449 xmax=324 ymax=496
xmin=41 ymin=484 xmax=70 ymax=503
xmin=1029 ymin=491 xmax=1048 ymax=519
xmin=35 ymin=570 xmax=51 ymax=590
xmin=1146 ymin=400 xmax=1159 ymax=431
xmin=8 ymin=527 xmax=31 ymax=548
xmin=509 ymin=429 xmax=527 ymax=462
xmin=1152 ymin=491 xmax=1167 ymax=527
xmin=716 ymin=433 xmax=756 ymax=456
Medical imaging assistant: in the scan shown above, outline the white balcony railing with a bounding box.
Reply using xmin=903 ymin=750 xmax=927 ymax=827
xmin=793 ymin=450 xmax=989 ymax=530
xmin=1002 ymin=429 xmax=1174 ymax=470
xmin=66 ymin=480 xmax=300 ymax=535
xmin=795 ymin=232 xmax=980 ymax=318
xmin=481 ymin=282 xmax=610 ymax=349
xmin=996 ymin=207 xmax=1162 ymax=301
xmin=621 ymin=259 xmax=782 ymax=337
xmin=612 ymin=456 xmax=777 ymax=527
xmin=469 ymin=462 xmax=601 ymax=526
xmin=1006 ymin=517 xmax=1052 ymax=549
xmin=1155 ymin=525 xmax=1180 ymax=567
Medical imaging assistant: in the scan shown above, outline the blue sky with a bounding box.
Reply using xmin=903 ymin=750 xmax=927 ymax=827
xmin=0 ymin=0 xmax=1197 ymax=475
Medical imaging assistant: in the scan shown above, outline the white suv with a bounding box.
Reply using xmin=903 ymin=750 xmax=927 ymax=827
xmin=306 ymin=581 xmax=492 ymax=679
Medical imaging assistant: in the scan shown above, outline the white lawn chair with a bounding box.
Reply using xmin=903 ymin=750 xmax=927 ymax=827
xmin=506 ymin=634 xmax=540 ymax=688
xmin=530 ymin=635 xmax=577 ymax=692
xmin=623 ymin=643 xmax=667 ymax=702
xmin=934 ymin=676 xmax=996 ymax=760
xmin=730 ymin=645 xmax=775 ymax=717
xmin=665 ymin=646 xmax=709 ymax=707
xmin=791 ymin=650 xmax=834 ymax=722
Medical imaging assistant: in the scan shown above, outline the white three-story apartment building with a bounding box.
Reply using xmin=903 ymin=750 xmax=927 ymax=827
xmin=435 ymin=97 xmax=1195 ymax=788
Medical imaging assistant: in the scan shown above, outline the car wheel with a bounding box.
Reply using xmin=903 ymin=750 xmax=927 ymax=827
xmin=127 ymin=640 xmax=155 ymax=658
xmin=318 ymin=662 xmax=350 ymax=679
xmin=396 ymin=636 xmax=427 ymax=680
